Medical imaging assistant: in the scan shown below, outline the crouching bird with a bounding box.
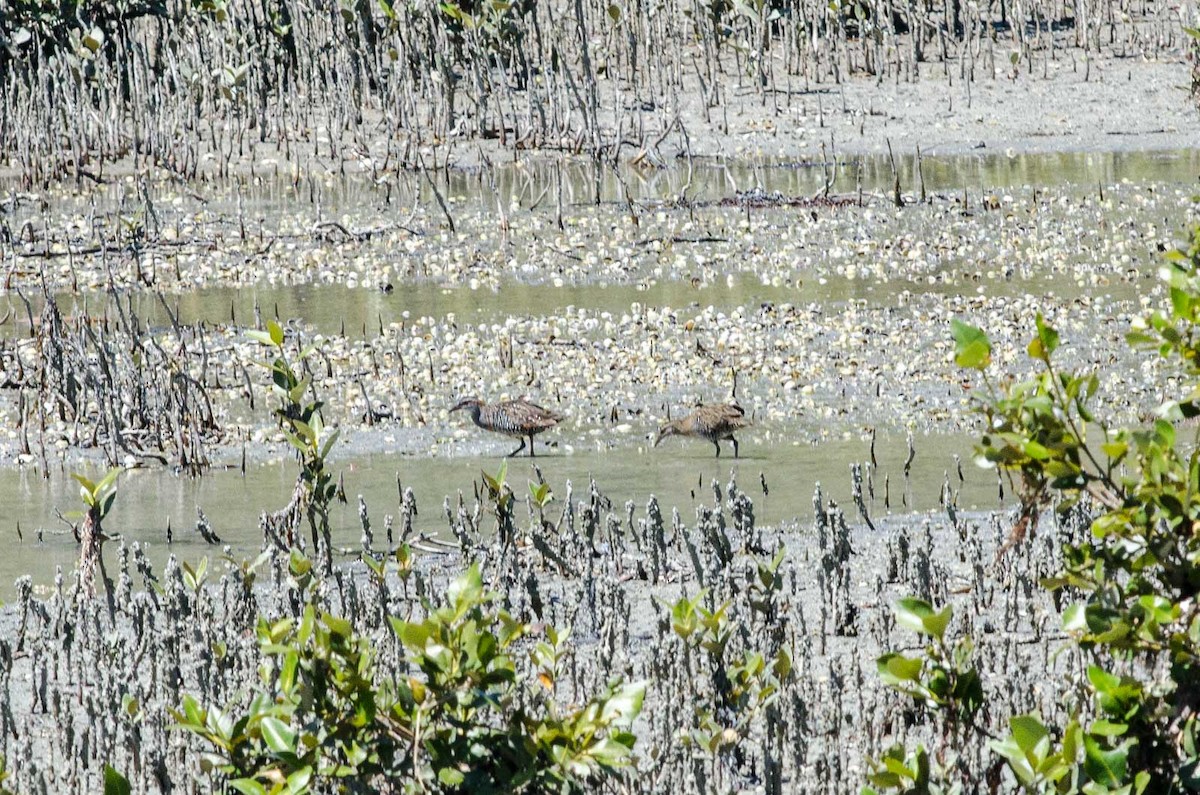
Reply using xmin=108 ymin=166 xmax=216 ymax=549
xmin=654 ymin=403 xmax=749 ymax=458
xmin=450 ymin=397 xmax=564 ymax=457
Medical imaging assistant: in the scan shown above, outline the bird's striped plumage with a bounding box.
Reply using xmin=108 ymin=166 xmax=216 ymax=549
xmin=450 ymin=397 xmax=563 ymax=456
xmin=655 ymin=403 xmax=749 ymax=458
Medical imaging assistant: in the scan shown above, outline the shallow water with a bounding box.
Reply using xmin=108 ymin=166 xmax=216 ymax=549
xmin=186 ymin=147 xmax=1200 ymax=207
xmin=0 ymin=431 xmax=996 ymax=597
xmin=0 ymin=268 xmax=1151 ymax=342
xmin=4 ymin=149 xmax=1186 ymax=338
xmin=0 ymin=146 xmax=1195 ymax=594
xmin=570 ymin=148 xmax=1200 ymax=205
xmin=8 ymin=147 xmax=1198 ymax=219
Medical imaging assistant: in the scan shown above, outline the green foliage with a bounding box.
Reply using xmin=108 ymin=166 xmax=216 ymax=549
xmin=181 ymin=557 xmax=209 ymax=593
xmin=102 ymin=765 xmax=132 ymax=795
xmin=0 ymin=756 xmax=15 ymax=795
xmin=435 ymin=0 xmax=532 ymax=63
xmin=68 ymin=467 xmax=120 ymax=522
xmin=864 ymin=601 xmax=981 ymax=794
xmin=192 ymin=0 xmax=229 ymax=22
xmin=672 ymin=549 xmax=792 ymax=756
xmin=876 ymin=600 xmax=981 ymax=724
xmin=251 ymin=320 xmax=339 ymax=559
xmin=65 ymin=466 xmax=122 ymax=595
xmin=481 ymin=460 xmax=519 ymax=545
xmin=222 ymin=550 xmax=274 ymax=590
xmin=526 ymin=477 xmax=555 ymax=541
xmin=529 ymin=479 xmax=553 ymax=510
xmin=863 ymin=744 xmax=942 ymax=795
xmin=955 ymin=311 xmax=1109 ymax=522
xmin=480 ymin=459 xmax=514 ymax=514
xmin=363 ymin=543 xmax=414 ymax=586
xmin=872 ymin=223 xmax=1200 ymax=793
xmin=991 ymin=714 xmax=1070 ymax=789
xmin=0 ymin=0 xmax=167 ymax=80
xmin=174 ymin=560 xmax=644 ymax=793
xmin=3 ymin=0 xmax=98 ymax=48
xmin=748 ymin=546 xmax=787 ymax=615
xmin=950 ymin=317 xmax=992 ymax=370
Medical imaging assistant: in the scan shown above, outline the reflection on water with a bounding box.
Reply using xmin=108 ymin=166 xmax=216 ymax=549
xmin=445 ymin=148 xmax=1200 ymax=206
xmin=237 ymin=148 xmax=1200 ymax=207
xmin=0 ymin=147 xmax=1191 ymax=595
xmin=0 ymin=270 xmax=1150 ymax=341
xmin=0 ymin=147 xmax=1185 ymax=340
xmin=7 ymin=148 xmax=1199 ymax=220
xmin=0 ymin=431 xmax=999 ymax=597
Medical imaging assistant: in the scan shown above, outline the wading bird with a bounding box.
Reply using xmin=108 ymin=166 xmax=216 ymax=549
xmin=450 ymin=396 xmax=564 ymax=457
xmin=654 ymin=403 xmax=749 ymax=458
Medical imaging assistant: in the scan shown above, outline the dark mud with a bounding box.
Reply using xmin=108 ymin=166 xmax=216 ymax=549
xmin=0 ymin=168 xmax=1195 ymax=483
xmin=0 ymin=467 xmax=1081 ymax=793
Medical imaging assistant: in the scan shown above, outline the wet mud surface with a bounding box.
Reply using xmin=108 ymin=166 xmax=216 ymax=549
xmin=0 ymin=156 xmax=1195 ymax=481
xmin=0 ymin=470 xmax=1083 ymax=793
xmin=1 ymin=20 xmax=1198 ymax=787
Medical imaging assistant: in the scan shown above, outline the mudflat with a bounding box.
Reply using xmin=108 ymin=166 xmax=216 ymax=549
xmin=0 ymin=5 xmax=1198 ymax=792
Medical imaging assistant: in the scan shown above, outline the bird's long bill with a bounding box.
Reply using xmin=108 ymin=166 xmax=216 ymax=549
xmin=653 ymin=428 xmax=668 ymax=447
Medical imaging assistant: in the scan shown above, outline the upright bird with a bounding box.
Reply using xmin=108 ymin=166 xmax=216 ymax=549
xmin=654 ymin=403 xmax=750 ymax=458
xmin=450 ymin=397 xmax=564 ymax=457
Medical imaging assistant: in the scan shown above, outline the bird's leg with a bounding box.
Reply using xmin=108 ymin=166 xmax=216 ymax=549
xmin=528 ymin=435 xmax=536 ymax=457
xmin=731 ymin=435 xmax=740 ymax=459
xmin=508 ymin=437 xmax=527 ymax=457
xmin=713 ymin=439 xmax=722 ymax=457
